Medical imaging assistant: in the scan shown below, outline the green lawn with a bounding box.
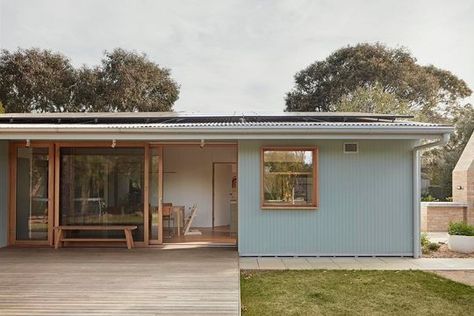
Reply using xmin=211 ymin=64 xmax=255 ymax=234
xmin=241 ymin=270 xmax=474 ymax=315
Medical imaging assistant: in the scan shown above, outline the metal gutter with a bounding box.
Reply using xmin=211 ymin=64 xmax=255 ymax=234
xmin=0 ymin=133 xmax=453 ymax=140
xmin=412 ymin=133 xmax=450 ymax=258
xmin=0 ymin=125 xmax=454 ymax=140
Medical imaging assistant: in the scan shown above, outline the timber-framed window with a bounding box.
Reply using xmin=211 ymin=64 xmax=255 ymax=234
xmin=261 ymin=147 xmax=318 ymax=209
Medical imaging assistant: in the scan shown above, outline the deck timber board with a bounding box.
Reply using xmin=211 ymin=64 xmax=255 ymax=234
xmin=0 ymin=247 xmax=239 ymax=315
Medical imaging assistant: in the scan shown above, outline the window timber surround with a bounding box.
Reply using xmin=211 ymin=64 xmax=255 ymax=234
xmin=260 ymin=146 xmax=319 ymax=210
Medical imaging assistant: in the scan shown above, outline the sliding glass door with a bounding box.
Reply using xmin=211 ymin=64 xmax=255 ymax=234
xmin=149 ymin=146 xmax=163 ymax=244
xmin=10 ymin=142 xmax=163 ymax=247
xmin=11 ymin=143 xmax=54 ymax=245
xmin=58 ymin=147 xmax=145 ymax=242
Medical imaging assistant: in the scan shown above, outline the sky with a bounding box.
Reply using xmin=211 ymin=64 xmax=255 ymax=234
xmin=0 ymin=0 xmax=473 ymax=112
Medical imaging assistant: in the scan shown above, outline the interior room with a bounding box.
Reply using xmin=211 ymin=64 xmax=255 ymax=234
xmin=161 ymin=145 xmax=237 ymax=244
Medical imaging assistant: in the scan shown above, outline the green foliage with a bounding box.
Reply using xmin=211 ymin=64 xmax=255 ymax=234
xmin=285 ymin=43 xmax=473 ymax=200
xmin=285 ymin=43 xmax=471 ymax=121
xmin=333 ymin=82 xmax=410 ymax=116
xmin=448 ymin=221 xmax=474 ymax=236
xmin=421 ymin=195 xmax=439 ymax=202
xmin=427 ymin=242 xmax=440 ymax=251
xmin=421 ymin=233 xmax=441 ymax=254
xmin=0 ymin=48 xmax=76 ymax=112
xmin=421 ymin=233 xmax=430 ymax=248
xmin=0 ymin=100 xmax=4 ymax=113
xmin=263 ymin=150 xmax=313 ymax=203
xmin=78 ymin=49 xmax=179 ymax=112
xmin=0 ymin=48 xmax=180 ymax=113
xmin=423 ymin=104 xmax=474 ymax=199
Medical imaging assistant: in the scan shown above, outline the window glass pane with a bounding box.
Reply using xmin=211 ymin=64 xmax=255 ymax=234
xmin=263 ymin=150 xmax=314 ymax=206
xmin=16 ymin=147 xmax=49 ymax=240
xmin=60 ymin=147 xmax=145 ymax=241
xmin=149 ymin=148 xmax=160 ymax=241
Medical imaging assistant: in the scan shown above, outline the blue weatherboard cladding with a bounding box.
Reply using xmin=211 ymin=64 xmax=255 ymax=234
xmin=238 ymin=139 xmax=416 ymax=256
xmin=0 ymin=141 xmax=8 ymax=247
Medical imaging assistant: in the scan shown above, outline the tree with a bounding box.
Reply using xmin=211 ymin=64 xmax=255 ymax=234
xmin=73 ymin=66 xmax=102 ymax=112
xmin=0 ymin=48 xmax=76 ymax=113
xmin=0 ymin=48 xmax=180 ymax=113
xmin=80 ymin=49 xmax=180 ymax=112
xmin=423 ymin=104 xmax=474 ymax=199
xmin=285 ymin=43 xmax=471 ymax=121
xmin=333 ymin=82 xmax=410 ymax=115
xmin=286 ymin=43 xmax=473 ymax=200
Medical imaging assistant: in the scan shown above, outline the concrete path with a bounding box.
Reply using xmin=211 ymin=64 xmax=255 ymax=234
xmin=426 ymin=232 xmax=449 ymax=244
xmin=240 ymin=257 xmax=474 ymax=270
xmin=433 ymin=271 xmax=474 ymax=286
xmin=0 ymin=247 xmax=240 ymax=316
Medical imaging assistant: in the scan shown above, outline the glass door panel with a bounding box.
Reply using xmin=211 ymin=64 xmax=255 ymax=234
xmin=15 ymin=147 xmax=50 ymax=242
xmin=149 ymin=147 xmax=162 ymax=243
xmin=59 ymin=147 xmax=145 ymax=241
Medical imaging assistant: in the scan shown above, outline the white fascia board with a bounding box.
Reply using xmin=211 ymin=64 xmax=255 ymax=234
xmin=0 ymin=125 xmax=454 ymax=140
xmin=0 ymin=132 xmax=451 ymax=141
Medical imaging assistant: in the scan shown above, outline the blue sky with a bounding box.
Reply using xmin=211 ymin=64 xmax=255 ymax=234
xmin=1 ymin=0 xmax=473 ymax=112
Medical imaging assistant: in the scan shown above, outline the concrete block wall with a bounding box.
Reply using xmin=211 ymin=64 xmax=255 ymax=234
xmin=453 ymin=170 xmax=474 ymax=225
xmin=420 ymin=202 xmax=468 ymax=232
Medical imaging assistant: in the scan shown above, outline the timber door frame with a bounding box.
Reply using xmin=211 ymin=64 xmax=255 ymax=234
xmin=8 ymin=141 xmax=55 ymax=246
xmin=53 ymin=141 xmax=149 ymax=247
xmin=148 ymin=145 xmax=163 ymax=245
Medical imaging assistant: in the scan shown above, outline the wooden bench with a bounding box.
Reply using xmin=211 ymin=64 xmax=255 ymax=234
xmin=54 ymin=225 xmax=138 ymax=250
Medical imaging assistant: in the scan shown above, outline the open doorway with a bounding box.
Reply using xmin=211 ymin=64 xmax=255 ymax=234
xmin=160 ymin=145 xmax=237 ymax=245
xmin=213 ymin=162 xmax=237 ymax=234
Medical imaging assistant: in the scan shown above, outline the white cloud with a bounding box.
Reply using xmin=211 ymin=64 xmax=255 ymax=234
xmin=1 ymin=0 xmax=473 ymax=112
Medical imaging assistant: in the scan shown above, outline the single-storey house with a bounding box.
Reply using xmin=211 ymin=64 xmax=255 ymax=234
xmin=0 ymin=112 xmax=452 ymax=257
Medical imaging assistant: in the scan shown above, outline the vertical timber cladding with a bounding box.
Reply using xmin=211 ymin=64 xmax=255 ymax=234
xmin=238 ymin=139 xmax=416 ymax=256
xmin=0 ymin=141 xmax=8 ymax=247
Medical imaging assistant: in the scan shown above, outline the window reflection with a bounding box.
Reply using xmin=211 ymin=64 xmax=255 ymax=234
xmin=149 ymin=148 xmax=160 ymax=241
xmin=263 ymin=149 xmax=315 ymax=207
xmin=60 ymin=147 xmax=145 ymax=241
xmin=16 ymin=147 xmax=49 ymax=241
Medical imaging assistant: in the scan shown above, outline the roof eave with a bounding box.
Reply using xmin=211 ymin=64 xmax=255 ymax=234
xmin=0 ymin=125 xmax=454 ymax=140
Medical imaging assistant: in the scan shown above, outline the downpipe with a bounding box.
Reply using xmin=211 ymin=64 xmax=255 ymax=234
xmin=412 ymin=133 xmax=450 ymax=258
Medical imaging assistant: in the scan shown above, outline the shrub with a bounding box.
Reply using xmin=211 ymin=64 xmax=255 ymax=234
xmin=427 ymin=242 xmax=440 ymax=251
xmin=420 ymin=233 xmax=430 ymax=247
xmin=421 ymin=233 xmax=431 ymax=254
xmin=448 ymin=222 xmax=474 ymax=236
xmin=421 ymin=233 xmax=440 ymax=254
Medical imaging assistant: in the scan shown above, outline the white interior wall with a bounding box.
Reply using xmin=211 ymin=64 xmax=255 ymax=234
xmin=213 ymin=164 xmax=233 ymax=226
xmin=163 ymin=146 xmax=237 ymax=227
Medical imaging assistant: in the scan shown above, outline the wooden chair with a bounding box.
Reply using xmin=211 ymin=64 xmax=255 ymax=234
xmin=162 ymin=204 xmax=175 ymax=237
xmin=183 ymin=205 xmax=201 ymax=236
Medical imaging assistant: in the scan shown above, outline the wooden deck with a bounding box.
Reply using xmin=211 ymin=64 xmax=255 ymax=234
xmin=0 ymin=247 xmax=240 ymax=315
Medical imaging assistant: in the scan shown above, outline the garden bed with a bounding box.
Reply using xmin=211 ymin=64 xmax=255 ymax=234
xmin=423 ymin=244 xmax=474 ymax=258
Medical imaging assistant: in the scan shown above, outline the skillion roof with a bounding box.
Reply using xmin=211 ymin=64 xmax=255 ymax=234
xmin=0 ymin=111 xmax=453 ymax=140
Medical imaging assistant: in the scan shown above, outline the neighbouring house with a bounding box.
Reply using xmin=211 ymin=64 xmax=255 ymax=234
xmin=0 ymin=112 xmax=453 ymax=257
xmin=452 ymin=132 xmax=474 ymax=224
xmin=421 ymin=132 xmax=474 ymax=232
